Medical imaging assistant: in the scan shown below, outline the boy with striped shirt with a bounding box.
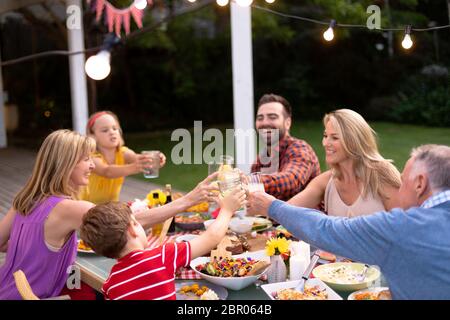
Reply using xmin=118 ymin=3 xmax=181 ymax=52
xmin=79 ymin=188 xmax=246 ymax=300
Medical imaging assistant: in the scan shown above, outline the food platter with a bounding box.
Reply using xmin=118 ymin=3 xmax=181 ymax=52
xmin=251 ymin=217 xmax=272 ymax=232
xmin=77 ymin=239 xmax=95 ymax=254
xmin=261 ymin=278 xmax=343 ymax=300
xmin=176 ymin=280 xmax=228 ymax=300
xmin=348 ymin=287 xmax=391 ymax=300
xmin=175 ymin=212 xmax=211 ymax=231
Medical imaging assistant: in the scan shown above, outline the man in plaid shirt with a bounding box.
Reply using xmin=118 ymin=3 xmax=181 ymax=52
xmin=251 ymin=94 xmax=320 ymax=201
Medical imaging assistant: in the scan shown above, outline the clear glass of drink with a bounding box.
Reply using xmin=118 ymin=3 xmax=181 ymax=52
xmin=247 ymin=172 xmax=265 ymax=192
xmin=218 ymin=169 xmax=242 ymax=196
xmin=142 ymin=150 xmax=161 ymax=178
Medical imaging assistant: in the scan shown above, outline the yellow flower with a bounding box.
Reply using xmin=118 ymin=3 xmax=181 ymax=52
xmin=146 ymin=189 xmax=167 ymax=206
xmin=265 ymin=237 xmax=291 ymax=256
xmin=265 ymin=239 xmax=276 ymax=256
xmin=277 ymin=237 xmax=290 ymax=254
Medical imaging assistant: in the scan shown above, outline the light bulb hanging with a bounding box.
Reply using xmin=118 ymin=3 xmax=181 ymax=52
xmin=85 ymin=51 xmax=111 ymax=81
xmin=84 ymin=34 xmax=119 ymax=81
xmin=216 ymin=0 xmax=229 ymax=6
xmin=323 ymin=20 xmax=336 ymax=42
xmin=134 ymin=0 xmax=147 ymax=10
xmin=265 ymin=0 xmax=276 ymax=3
xmin=401 ymin=25 xmax=413 ymax=50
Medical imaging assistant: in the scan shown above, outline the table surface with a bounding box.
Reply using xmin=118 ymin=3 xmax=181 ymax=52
xmin=75 ymin=234 xmax=388 ymax=300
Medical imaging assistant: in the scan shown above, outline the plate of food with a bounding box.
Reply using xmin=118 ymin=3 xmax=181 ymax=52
xmin=175 ymin=212 xmax=212 ymax=231
xmin=77 ymin=239 xmax=95 ymax=254
xmin=176 ymin=280 xmax=228 ymax=300
xmin=190 ymin=251 xmax=270 ymax=290
xmin=348 ymin=287 xmax=391 ymax=300
xmin=312 ymin=262 xmax=381 ymax=292
xmin=261 ymin=278 xmax=342 ymax=300
xmin=275 ymin=225 xmax=294 ymax=239
xmin=251 ymin=217 xmax=272 ymax=232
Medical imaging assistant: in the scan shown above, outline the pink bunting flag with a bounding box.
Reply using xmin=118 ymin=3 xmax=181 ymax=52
xmin=105 ymin=2 xmax=115 ymax=33
xmin=115 ymin=13 xmax=123 ymax=37
xmin=88 ymin=0 xmax=152 ymax=35
xmin=95 ymin=0 xmax=105 ymax=22
xmin=123 ymin=11 xmax=131 ymax=35
xmin=130 ymin=5 xmax=144 ymax=29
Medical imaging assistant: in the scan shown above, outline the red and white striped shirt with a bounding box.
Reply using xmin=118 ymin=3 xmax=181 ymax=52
xmin=102 ymin=242 xmax=191 ymax=300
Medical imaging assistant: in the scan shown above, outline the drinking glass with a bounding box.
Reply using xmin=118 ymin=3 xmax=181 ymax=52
xmin=218 ymin=169 xmax=242 ymax=196
xmin=247 ymin=172 xmax=265 ymax=193
xmin=142 ymin=150 xmax=160 ymax=178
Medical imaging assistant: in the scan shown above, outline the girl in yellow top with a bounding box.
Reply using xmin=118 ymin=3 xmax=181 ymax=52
xmin=80 ymin=111 xmax=166 ymax=204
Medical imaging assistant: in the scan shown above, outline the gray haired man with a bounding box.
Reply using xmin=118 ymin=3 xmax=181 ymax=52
xmin=247 ymin=144 xmax=450 ymax=299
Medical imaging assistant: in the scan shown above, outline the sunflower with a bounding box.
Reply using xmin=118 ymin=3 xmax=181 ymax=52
xmin=146 ymin=189 xmax=167 ymax=206
xmin=265 ymin=237 xmax=291 ymax=256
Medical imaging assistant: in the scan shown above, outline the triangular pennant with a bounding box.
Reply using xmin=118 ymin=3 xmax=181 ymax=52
xmin=123 ymin=11 xmax=131 ymax=35
xmin=130 ymin=6 xmax=144 ymax=29
xmin=115 ymin=13 xmax=122 ymax=37
xmin=95 ymin=0 xmax=105 ymax=22
xmin=106 ymin=2 xmax=115 ymax=33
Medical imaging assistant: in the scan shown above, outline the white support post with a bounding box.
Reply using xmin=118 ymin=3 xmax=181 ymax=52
xmin=66 ymin=0 xmax=89 ymax=134
xmin=230 ymin=3 xmax=255 ymax=174
xmin=0 ymin=40 xmax=7 ymax=148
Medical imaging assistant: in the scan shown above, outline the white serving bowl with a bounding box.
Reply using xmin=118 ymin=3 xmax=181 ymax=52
xmin=175 ymin=234 xmax=199 ymax=243
xmin=261 ymin=278 xmax=342 ymax=300
xmin=312 ymin=262 xmax=381 ymax=292
xmin=228 ymin=217 xmax=254 ymax=234
xmin=190 ymin=250 xmax=269 ymax=291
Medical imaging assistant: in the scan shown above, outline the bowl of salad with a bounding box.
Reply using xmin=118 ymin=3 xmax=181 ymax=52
xmin=190 ymin=251 xmax=270 ymax=290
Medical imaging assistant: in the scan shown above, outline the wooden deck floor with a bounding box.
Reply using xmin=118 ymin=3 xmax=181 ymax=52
xmin=0 ymin=147 xmax=166 ymax=267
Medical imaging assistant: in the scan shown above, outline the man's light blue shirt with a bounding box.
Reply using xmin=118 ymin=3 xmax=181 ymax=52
xmin=269 ymin=190 xmax=450 ymax=299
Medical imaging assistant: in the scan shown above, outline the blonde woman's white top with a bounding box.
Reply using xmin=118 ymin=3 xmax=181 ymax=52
xmin=324 ymin=178 xmax=385 ymax=217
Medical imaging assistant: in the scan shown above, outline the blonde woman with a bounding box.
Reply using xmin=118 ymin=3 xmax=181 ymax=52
xmin=287 ymin=109 xmax=401 ymax=217
xmin=0 ymin=130 xmax=217 ymax=299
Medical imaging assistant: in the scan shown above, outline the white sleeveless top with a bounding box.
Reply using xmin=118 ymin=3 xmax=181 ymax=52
xmin=324 ymin=178 xmax=385 ymax=218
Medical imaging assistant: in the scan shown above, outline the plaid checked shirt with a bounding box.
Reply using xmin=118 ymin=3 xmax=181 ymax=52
xmin=421 ymin=189 xmax=450 ymax=209
xmin=251 ymin=135 xmax=321 ymax=201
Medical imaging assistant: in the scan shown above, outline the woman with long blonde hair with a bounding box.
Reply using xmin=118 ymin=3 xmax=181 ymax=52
xmin=287 ymin=109 xmax=401 ymax=217
xmin=0 ymin=130 xmax=217 ymax=299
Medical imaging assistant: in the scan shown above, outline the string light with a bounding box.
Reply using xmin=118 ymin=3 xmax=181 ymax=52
xmin=401 ymin=25 xmax=413 ymax=50
xmin=265 ymin=0 xmax=276 ymax=3
xmin=216 ymin=0 xmax=229 ymax=6
xmin=187 ymin=0 xmax=197 ymax=3
xmin=323 ymin=20 xmax=336 ymax=42
xmin=134 ymin=0 xmax=148 ymax=10
xmin=4 ymin=2 xmax=450 ymax=68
